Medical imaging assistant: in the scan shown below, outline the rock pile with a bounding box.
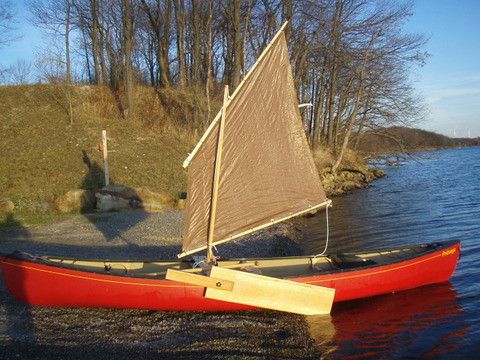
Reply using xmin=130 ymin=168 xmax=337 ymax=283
xmin=95 ymin=185 xmax=175 ymax=212
xmin=321 ymin=167 xmax=384 ymax=196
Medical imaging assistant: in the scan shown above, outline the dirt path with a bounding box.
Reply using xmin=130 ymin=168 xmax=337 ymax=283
xmin=0 ymin=210 xmax=325 ymax=359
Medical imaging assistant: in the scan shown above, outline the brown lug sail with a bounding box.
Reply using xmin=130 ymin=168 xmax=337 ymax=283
xmin=180 ymin=27 xmax=328 ymax=257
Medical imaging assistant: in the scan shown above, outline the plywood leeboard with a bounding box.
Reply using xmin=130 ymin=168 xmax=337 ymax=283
xmin=205 ymin=267 xmax=335 ymax=315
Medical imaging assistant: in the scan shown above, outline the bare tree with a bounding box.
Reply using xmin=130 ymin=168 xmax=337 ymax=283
xmin=5 ymin=59 xmax=33 ymax=84
xmin=21 ymin=0 xmax=428 ymax=145
xmin=123 ymin=0 xmax=135 ymax=118
xmin=35 ymin=51 xmax=75 ymax=124
xmin=139 ymin=0 xmax=172 ymax=87
xmin=29 ymin=0 xmax=73 ymax=82
xmin=174 ymin=0 xmax=186 ymax=87
xmin=0 ymin=0 xmax=16 ymax=47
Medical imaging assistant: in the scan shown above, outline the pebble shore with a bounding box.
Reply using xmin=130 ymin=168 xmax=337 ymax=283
xmin=0 ymin=210 xmax=325 ymax=359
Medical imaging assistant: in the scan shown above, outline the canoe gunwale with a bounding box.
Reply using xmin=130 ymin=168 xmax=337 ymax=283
xmin=0 ymin=240 xmax=461 ymax=309
xmin=1 ymin=240 xmax=460 ymax=280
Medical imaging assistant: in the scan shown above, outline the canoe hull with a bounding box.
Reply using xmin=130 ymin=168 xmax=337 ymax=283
xmin=0 ymin=241 xmax=460 ymax=311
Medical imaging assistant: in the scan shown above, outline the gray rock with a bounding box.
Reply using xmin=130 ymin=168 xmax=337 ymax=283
xmin=96 ymin=185 xmax=174 ymax=212
xmin=95 ymin=193 xmax=130 ymax=211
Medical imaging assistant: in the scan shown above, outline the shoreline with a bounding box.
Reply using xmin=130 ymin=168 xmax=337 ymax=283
xmin=0 ymin=162 xmax=390 ymax=358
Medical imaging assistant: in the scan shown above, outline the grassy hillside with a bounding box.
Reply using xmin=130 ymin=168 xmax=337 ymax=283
xmin=0 ymin=84 xmax=215 ymax=221
xmin=1 ymin=84 xmax=382 ymax=226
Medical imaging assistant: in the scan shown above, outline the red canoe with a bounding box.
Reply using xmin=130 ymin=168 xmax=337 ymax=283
xmin=0 ymin=240 xmax=460 ymax=311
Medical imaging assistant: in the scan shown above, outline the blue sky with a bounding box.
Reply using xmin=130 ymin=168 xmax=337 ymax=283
xmin=1 ymin=0 xmax=479 ymax=137
xmin=0 ymin=1 xmax=39 ymax=67
xmin=406 ymin=0 xmax=480 ymax=137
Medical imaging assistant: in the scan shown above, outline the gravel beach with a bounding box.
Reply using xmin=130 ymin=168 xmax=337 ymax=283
xmin=0 ymin=210 xmax=326 ymax=359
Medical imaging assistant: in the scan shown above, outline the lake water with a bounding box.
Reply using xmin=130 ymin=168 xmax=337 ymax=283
xmin=300 ymin=146 xmax=480 ymax=358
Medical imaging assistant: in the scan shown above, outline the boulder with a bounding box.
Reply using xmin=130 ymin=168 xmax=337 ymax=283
xmin=54 ymin=189 xmax=96 ymax=213
xmin=97 ymin=185 xmax=138 ymax=199
xmin=95 ymin=193 xmax=130 ymax=211
xmin=95 ymin=185 xmax=174 ymax=212
xmin=0 ymin=199 xmax=14 ymax=213
xmin=134 ymin=187 xmax=174 ymax=211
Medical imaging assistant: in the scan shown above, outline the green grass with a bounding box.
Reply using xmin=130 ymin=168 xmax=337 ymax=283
xmin=0 ymin=84 xmax=212 ymax=221
xmin=0 ymin=210 xmax=73 ymax=229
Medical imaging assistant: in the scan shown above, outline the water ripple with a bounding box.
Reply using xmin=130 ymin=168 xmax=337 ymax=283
xmin=302 ymin=146 xmax=480 ymax=358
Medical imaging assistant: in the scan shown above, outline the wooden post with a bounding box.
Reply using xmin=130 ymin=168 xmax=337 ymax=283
xmin=102 ymin=130 xmax=110 ymax=186
xmin=207 ymin=85 xmax=230 ymax=263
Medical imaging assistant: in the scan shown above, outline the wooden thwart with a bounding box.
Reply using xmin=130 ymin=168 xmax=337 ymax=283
xmin=166 ymin=269 xmax=234 ymax=291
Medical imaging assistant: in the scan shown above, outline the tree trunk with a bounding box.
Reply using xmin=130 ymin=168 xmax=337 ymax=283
xmin=332 ymin=32 xmax=376 ymax=174
xmin=326 ymin=0 xmax=343 ymax=146
xmin=91 ymin=0 xmax=102 ymax=84
xmin=281 ymin=0 xmax=293 ymax=43
xmin=174 ymin=0 xmax=186 ymax=87
xmin=99 ymin=26 xmax=108 ymax=85
xmin=123 ymin=0 xmax=134 ymax=118
xmin=160 ymin=0 xmax=172 ymax=86
xmin=231 ymin=0 xmax=242 ymax=88
xmin=205 ymin=0 xmax=213 ymax=122
xmin=65 ymin=0 xmax=71 ymax=83
xmin=191 ymin=0 xmax=201 ymax=83
xmin=80 ymin=28 xmax=92 ymax=83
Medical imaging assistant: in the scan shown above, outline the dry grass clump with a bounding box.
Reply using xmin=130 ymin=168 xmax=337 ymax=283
xmin=312 ymin=146 xmax=335 ymax=171
xmin=312 ymin=146 xmax=383 ymax=197
xmin=312 ymin=146 xmax=366 ymax=173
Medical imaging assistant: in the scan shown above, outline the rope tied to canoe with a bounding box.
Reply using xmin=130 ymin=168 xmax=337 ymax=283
xmin=313 ymin=203 xmax=330 ymax=258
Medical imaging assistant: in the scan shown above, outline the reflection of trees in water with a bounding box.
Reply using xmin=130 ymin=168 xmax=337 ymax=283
xmin=1 ymin=214 xmax=37 ymax=351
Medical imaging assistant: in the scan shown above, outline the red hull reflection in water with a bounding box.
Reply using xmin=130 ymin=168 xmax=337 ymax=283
xmin=308 ymin=283 xmax=466 ymax=359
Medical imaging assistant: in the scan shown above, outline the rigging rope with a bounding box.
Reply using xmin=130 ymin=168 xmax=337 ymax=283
xmin=314 ymin=204 xmax=330 ymax=258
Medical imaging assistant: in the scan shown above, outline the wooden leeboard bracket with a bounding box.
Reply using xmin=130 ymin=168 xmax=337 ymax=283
xmin=205 ymin=267 xmax=335 ymax=315
xmin=165 ymin=269 xmax=234 ymax=291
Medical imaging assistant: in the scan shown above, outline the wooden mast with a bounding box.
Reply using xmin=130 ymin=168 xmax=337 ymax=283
xmin=206 ymin=85 xmax=230 ymax=263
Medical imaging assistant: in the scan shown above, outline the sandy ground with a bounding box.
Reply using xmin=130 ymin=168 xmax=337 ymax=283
xmin=0 ymin=210 xmax=326 ymax=359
